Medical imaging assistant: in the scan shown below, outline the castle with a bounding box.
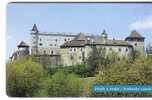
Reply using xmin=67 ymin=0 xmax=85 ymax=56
xmin=10 ymin=24 xmax=145 ymax=66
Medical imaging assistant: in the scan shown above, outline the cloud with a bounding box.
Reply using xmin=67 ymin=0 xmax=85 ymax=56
xmin=130 ymin=15 xmax=152 ymax=30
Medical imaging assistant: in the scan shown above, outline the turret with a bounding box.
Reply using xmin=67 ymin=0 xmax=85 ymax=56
xmin=17 ymin=41 xmax=29 ymax=51
xmin=125 ymin=30 xmax=145 ymax=55
xmin=31 ymin=24 xmax=39 ymax=34
xmin=17 ymin=41 xmax=29 ymax=57
xmin=101 ymin=29 xmax=108 ymax=39
xmin=30 ymin=24 xmax=39 ymax=55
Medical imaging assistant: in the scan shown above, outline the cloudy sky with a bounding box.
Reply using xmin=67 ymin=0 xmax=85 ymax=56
xmin=7 ymin=3 xmax=152 ymax=59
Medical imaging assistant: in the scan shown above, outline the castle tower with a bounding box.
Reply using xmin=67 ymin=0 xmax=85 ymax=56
xmin=17 ymin=41 xmax=29 ymax=56
xmin=100 ymin=29 xmax=108 ymax=44
xmin=10 ymin=41 xmax=29 ymax=61
xmin=125 ymin=30 xmax=145 ymax=56
xmin=101 ymin=29 xmax=108 ymax=39
xmin=31 ymin=24 xmax=39 ymax=55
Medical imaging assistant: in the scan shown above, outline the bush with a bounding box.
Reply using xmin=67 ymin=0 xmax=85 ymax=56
xmin=6 ymin=57 xmax=43 ymax=97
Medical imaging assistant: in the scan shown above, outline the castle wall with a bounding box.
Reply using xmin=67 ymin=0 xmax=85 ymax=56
xmin=60 ymin=44 xmax=133 ymax=66
xmin=96 ymin=45 xmax=133 ymax=59
xmin=31 ymin=33 xmax=75 ymax=55
xmin=60 ymin=47 xmax=86 ymax=66
xmin=127 ymin=41 xmax=145 ymax=56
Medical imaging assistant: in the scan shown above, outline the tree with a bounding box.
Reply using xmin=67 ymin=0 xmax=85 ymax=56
xmin=6 ymin=57 xmax=43 ymax=97
xmin=40 ymin=71 xmax=83 ymax=97
xmin=86 ymin=48 xmax=119 ymax=75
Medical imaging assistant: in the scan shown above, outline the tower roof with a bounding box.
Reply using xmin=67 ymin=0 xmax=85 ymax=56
xmin=74 ymin=32 xmax=86 ymax=41
xmin=17 ymin=41 xmax=29 ymax=47
xmin=126 ymin=30 xmax=145 ymax=40
xmin=102 ymin=29 xmax=106 ymax=35
xmin=129 ymin=30 xmax=142 ymax=37
xmin=31 ymin=24 xmax=39 ymax=32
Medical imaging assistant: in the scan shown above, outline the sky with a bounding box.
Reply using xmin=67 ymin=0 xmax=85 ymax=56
xmin=6 ymin=3 xmax=152 ymax=59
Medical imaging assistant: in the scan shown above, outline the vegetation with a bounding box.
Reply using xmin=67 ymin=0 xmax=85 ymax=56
xmin=6 ymin=57 xmax=43 ymax=97
xmin=6 ymin=49 xmax=152 ymax=97
xmin=89 ymin=56 xmax=152 ymax=97
xmin=36 ymin=71 xmax=83 ymax=97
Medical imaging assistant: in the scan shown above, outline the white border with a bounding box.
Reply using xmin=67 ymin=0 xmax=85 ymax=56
xmin=1 ymin=0 xmax=152 ymax=100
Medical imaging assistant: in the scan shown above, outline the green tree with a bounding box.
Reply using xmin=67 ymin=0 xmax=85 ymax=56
xmin=40 ymin=71 xmax=83 ymax=97
xmin=86 ymin=48 xmax=119 ymax=75
xmin=6 ymin=57 xmax=43 ymax=97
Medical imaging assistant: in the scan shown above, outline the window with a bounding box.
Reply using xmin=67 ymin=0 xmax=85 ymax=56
xmin=79 ymin=56 xmax=81 ymax=59
xmin=39 ymin=43 xmax=43 ymax=46
xmin=64 ymin=39 xmax=67 ymax=41
xmin=80 ymin=48 xmax=83 ymax=51
xmin=55 ymin=39 xmax=58 ymax=42
xmin=40 ymin=38 xmax=42 ymax=41
xmin=43 ymin=50 xmax=46 ymax=54
xmin=119 ymin=48 xmax=121 ymax=52
xmin=50 ymin=44 xmax=52 ymax=46
xmin=70 ymin=56 xmax=74 ymax=60
xmin=74 ymin=48 xmax=76 ymax=52
xmin=70 ymin=48 xmax=72 ymax=51
xmin=135 ymin=43 xmax=137 ymax=46
xmin=54 ymin=44 xmax=57 ymax=46
xmin=51 ymin=50 xmax=53 ymax=55
xmin=33 ymin=42 xmax=35 ymax=44
xmin=118 ymin=57 xmax=120 ymax=61
xmin=126 ymin=48 xmax=128 ymax=52
xmin=109 ymin=48 xmax=112 ymax=51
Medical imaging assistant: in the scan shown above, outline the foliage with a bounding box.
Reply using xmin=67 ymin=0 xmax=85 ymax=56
xmin=89 ymin=56 xmax=152 ymax=97
xmin=6 ymin=52 xmax=152 ymax=97
xmin=86 ymin=48 xmax=119 ymax=75
xmin=44 ymin=63 xmax=94 ymax=78
xmin=37 ymin=71 xmax=83 ymax=97
xmin=6 ymin=57 xmax=43 ymax=97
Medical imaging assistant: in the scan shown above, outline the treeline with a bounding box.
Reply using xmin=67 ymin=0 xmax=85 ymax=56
xmin=6 ymin=50 xmax=152 ymax=97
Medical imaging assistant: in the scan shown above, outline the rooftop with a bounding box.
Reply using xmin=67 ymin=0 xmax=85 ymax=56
xmin=17 ymin=41 xmax=29 ymax=47
xmin=94 ymin=38 xmax=132 ymax=47
xmin=125 ymin=30 xmax=145 ymax=40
